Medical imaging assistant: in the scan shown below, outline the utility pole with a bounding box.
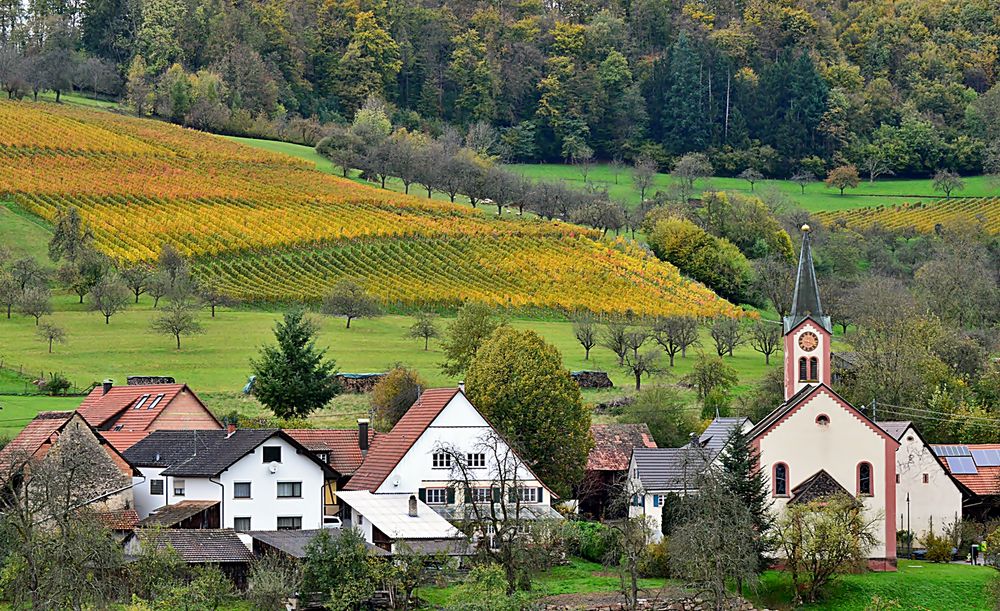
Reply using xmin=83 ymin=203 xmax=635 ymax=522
xmin=906 ymin=492 xmax=911 ymax=559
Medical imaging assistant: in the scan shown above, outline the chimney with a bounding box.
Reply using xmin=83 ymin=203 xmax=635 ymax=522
xmin=358 ymin=418 xmax=370 ymax=455
xmin=102 ymin=379 xmax=113 ymax=395
xmin=688 ymin=432 xmax=698 ymax=447
xmin=226 ymin=422 xmax=237 ymax=437
xmin=458 ymin=381 xmax=465 ymax=393
xmin=408 ymin=494 xmax=418 ymax=517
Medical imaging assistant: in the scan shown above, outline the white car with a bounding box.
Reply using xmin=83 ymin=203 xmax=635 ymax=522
xmin=322 ymin=515 xmax=342 ymax=529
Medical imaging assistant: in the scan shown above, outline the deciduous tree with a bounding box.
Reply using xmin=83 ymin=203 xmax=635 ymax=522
xmin=407 ymin=312 xmax=440 ymax=350
xmin=572 ymin=312 xmax=598 ymax=360
xmin=371 ymin=365 xmax=425 ymax=430
xmin=749 ymin=320 xmax=781 ymax=364
xmin=825 ymin=165 xmax=860 ymax=195
xmin=439 ymin=302 xmax=505 ymax=377
xmin=652 ymin=315 xmax=700 ymax=366
xmin=89 ymin=274 xmax=130 ymax=324
xmin=932 ymin=170 xmax=964 ymax=198
xmin=151 ymin=296 xmax=204 ymax=349
xmin=322 ymin=279 xmax=380 ymax=328
xmin=17 ymin=285 xmax=51 ymax=325
xmin=36 ymin=322 xmax=66 ymax=353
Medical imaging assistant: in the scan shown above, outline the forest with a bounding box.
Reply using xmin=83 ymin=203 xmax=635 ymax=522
xmin=1 ymin=0 xmax=998 ymax=177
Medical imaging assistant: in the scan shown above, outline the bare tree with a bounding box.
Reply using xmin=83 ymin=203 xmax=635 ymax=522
xmin=933 ymin=170 xmax=965 ymax=198
xmin=36 ymin=322 xmax=66 ymax=353
xmin=749 ymin=321 xmax=781 ymax=364
xmin=11 ymin=257 xmax=46 ymax=291
xmin=0 ymin=270 xmax=17 ymax=318
xmin=322 ymin=279 xmax=381 ymax=328
xmin=610 ymin=155 xmax=625 ymax=185
xmin=860 ymin=153 xmax=894 ymax=183
xmin=753 ymin=255 xmax=796 ymax=318
xmin=572 ymin=312 xmax=598 ymax=360
xmin=791 ymin=171 xmax=816 ymax=194
xmin=672 ymin=153 xmax=713 ymax=202
xmin=121 ymin=264 xmax=153 ymax=304
xmin=631 ymin=156 xmax=657 ymax=204
xmin=151 ymin=298 xmax=204 ymax=349
xmin=601 ymin=319 xmax=630 ymax=365
xmin=652 ymin=316 xmax=700 ymax=366
xmin=89 ymin=274 xmax=131 ymax=324
xmin=604 ymin=479 xmax=655 ymax=611
xmin=17 ymin=285 xmax=52 ymax=325
xmin=622 ymin=328 xmax=659 ymax=391
xmin=738 ymin=168 xmax=764 ymax=192
xmin=147 ymin=272 xmax=169 ymax=308
xmin=710 ymin=317 xmax=745 ymax=357
xmin=199 ymin=278 xmax=234 ymax=318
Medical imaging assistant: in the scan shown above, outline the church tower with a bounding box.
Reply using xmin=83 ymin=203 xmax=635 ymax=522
xmin=783 ymin=225 xmax=832 ymax=400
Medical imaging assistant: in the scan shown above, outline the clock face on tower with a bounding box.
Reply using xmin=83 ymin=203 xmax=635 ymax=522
xmin=798 ymin=332 xmax=819 ymax=352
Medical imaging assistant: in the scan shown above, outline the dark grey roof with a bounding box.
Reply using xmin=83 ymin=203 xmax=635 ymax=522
xmin=747 ymin=384 xmax=816 ymax=440
xmin=788 ymin=469 xmax=854 ymax=505
xmin=784 ymin=228 xmax=832 ymax=333
xmin=876 ymin=421 xmax=912 ymax=441
xmin=632 ymin=447 xmax=711 ymax=492
xmin=248 ymin=529 xmax=388 ymax=558
xmin=123 ymin=429 xmax=335 ymax=478
xmin=698 ymin=417 xmax=750 ymax=454
xmin=134 ymin=529 xmax=254 ymax=563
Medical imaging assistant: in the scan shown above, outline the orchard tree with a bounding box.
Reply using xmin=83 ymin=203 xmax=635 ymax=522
xmin=601 ymin=319 xmax=629 ymax=365
xmin=710 ymin=317 xmax=745 ymax=357
xmin=684 ymin=354 xmax=738 ymax=402
xmin=465 ymin=327 xmax=592 ymax=497
xmin=825 ymin=165 xmax=860 ymax=195
xmin=48 ymin=206 xmax=92 ymax=263
xmin=671 ymin=153 xmax=713 ymax=201
xmin=571 ymin=312 xmax=598 ymax=360
xmin=631 ymin=156 xmax=656 ymax=203
xmin=791 ymin=171 xmax=816 ymax=194
xmin=57 ymin=248 xmax=107 ymax=304
xmin=0 ymin=271 xmax=17 ymax=318
xmin=439 ymin=302 xmax=505 ymax=376
xmin=738 ymin=168 xmax=764 ymax=192
xmin=89 ymin=274 xmax=130 ymax=324
xmin=251 ymin=309 xmax=339 ymax=418
xmin=407 ymin=312 xmax=440 ymax=350
xmin=749 ymin=321 xmax=781 ymax=364
xmin=36 ymin=322 xmax=66 ymax=353
xmin=121 ymin=264 xmax=153 ymax=303
xmin=17 ymin=285 xmax=51 ymax=325
xmin=932 ymin=170 xmax=964 ymax=198
xmin=322 ymin=279 xmax=380 ymax=328
xmin=622 ymin=328 xmax=659 ymax=391
xmin=199 ymin=279 xmax=234 ymax=318
xmin=652 ymin=316 xmax=700 ymax=366
xmin=151 ymin=297 xmax=204 ymax=349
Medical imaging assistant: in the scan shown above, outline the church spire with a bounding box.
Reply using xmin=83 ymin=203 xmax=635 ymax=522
xmin=784 ymin=224 xmax=832 ymax=334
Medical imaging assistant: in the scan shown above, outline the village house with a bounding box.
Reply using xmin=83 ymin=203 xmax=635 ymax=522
xmin=579 ymin=423 xmax=657 ymax=519
xmin=285 ymin=420 xmax=379 ymax=517
xmin=877 ymin=421 xmax=965 ymax=546
xmin=124 ymin=529 xmax=255 ymax=588
xmin=337 ymin=490 xmax=468 ymax=554
xmin=750 ymin=226 xmax=899 ymax=570
xmin=0 ymin=411 xmax=141 ymax=517
xmin=78 ymin=380 xmax=222 ymax=451
xmin=343 ymin=387 xmax=559 ymax=522
xmin=123 ymin=428 xmax=335 ymax=531
xmin=932 ymin=442 xmax=1000 ymax=520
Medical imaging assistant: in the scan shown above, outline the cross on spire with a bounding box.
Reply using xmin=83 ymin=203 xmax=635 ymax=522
xmin=784 ymin=224 xmax=832 ymax=334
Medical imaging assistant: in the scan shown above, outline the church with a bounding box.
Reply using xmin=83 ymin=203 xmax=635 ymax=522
xmin=748 ymin=225 xmax=899 ymax=570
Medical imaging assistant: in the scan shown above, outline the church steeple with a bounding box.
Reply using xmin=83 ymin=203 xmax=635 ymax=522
xmin=783 ymin=224 xmax=832 ymax=334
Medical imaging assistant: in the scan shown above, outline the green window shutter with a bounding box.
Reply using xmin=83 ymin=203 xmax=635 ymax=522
xmin=537 ymin=487 xmax=544 ymax=503
xmin=464 ymin=488 xmax=472 ymax=503
xmin=508 ymin=488 xmax=518 ymax=503
xmin=418 ymin=488 xmax=426 ymax=502
xmin=447 ymin=487 xmax=456 ymax=504
xmin=492 ymin=487 xmax=501 ymax=503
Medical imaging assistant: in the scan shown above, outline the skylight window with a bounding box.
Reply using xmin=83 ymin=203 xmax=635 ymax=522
xmin=147 ymin=394 xmax=165 ymax=410
xmin=133 ymin=394 xmax=150 ymax=409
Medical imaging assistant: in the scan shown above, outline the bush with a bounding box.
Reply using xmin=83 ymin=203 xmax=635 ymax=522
xmin=247 ymin=553 xmax=301 ymax=611
xmin=639 ymin=537 xmax=670 ymax=578
xmin=42 ymin=373 xmax=72 ymax=396
xmin=445 ymin=564 xmax=531 ymax=611
xmin=564 ymin=521 xmax=609 ymax=563
xmin=921 ymin=529 xmax=953 ymax=563
xmin=372 ymin=365 xmax=425 ymax=430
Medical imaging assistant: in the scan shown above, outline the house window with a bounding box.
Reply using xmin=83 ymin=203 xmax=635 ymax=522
xmin=113 ymin=425 xmax=124 ymax=431
xmin=896 ymin=474 xmax=900 ymax=484
xmin=774 ymin=463 xmax=788 ymax=497
xmin=809 ymin=357 xmax=819 ymax=381
xmin=277 ymin=482 xmax=302 ymax=498
xmin=816 ymin=414 xmax=830 ymax=426
xmin=133 ymin=394 xmax=150 ymax=409
xmin=234 ymin=482 xmax=251 ymax=498
xmin=234 ymin=517 xmax=251 ymax=532
xmin=798 ymin=357 xmax=808 ymax=381
xmin=470 ymin=487 xmax=492 ymax=503
xmin=923 ymin=473 xmax=929 ymax=484
xmin=277 ymin=516 xmax=302 ymax=530
xmin=316 ymin=452 xmax=329 ymax=464
xmin=147 ymin=394 xmax=165 ymax=410
xmin=263 ymin=446 xmax=282 ymax=463
xmin=518 ymin=487 xmax=539 ymax=503
xmin=173 ymin=479 xmax=186 ymax=496
xmin=150 ymin=479 xmax=164 ymax=496
xmin=432 ymin=452 xmax=452 ymax=469
xmin=858 ymin=463 xmax=873 ymax=496
xmin=425 ymin=488 xmax=448 ymax=505
xmin=467 ymin=453 xmax=486 ymax=468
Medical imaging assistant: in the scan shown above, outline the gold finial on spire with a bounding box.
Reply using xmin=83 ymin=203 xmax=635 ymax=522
xmin=801 ymin=223 xmax=811 ymax=233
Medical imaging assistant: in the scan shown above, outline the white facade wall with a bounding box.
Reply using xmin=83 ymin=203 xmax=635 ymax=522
xmin=893 ymin=427 xmax=963 ymax=544
xmin=131 ymin=436 xmax=327 ymax=530
xmin=373 ymin=394 xmax=549 ymax=506
xmin=757 ymin=389 xmax=895 ymax=561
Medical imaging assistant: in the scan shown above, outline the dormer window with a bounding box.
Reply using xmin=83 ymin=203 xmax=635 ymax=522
xmin=816 ymin=414 xmax=830 ymax=426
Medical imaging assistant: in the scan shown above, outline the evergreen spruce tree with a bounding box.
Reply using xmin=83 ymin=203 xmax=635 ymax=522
xmin=662 ymin=31 xmax=709 ymax=154
xmin=719 ymin=425 xmax=773 ymax=573
xmin=251 ymin=309 xmax=340 ymax=419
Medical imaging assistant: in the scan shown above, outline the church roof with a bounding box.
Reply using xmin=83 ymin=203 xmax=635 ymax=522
xmin=788 ymin=469 xmax=856 ymax=505
xmin=784 ymin=227 xmax=832 ymax=334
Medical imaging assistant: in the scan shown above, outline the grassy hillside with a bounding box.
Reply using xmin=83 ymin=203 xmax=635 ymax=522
xmin=0 ymin=100 xmax=736 ymax=318
xmin=509 ymin=163 xmax=1000 ymax=213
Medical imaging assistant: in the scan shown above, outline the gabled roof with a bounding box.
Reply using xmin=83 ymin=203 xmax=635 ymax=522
xmin=138 ymin=500 xmax=220 ymax=527
xmin=248 ymin=529 xmax=388 ymax=558
xmin=344 ymin=388 xmax=460 ymax=492
xmin=588 ymin=424 xmax=657 ymax=471
xmin=284 ymin=428 xmax=379 ymax=475
xmin=99 ymin=431 xmax=150 ymax=452
xmin=132 ymin=529 xmax=253 ymax=563
xmin=876 ymin=421 xmax=912 ymax=441
xmin=337 ymin=491 xmax=465 ymax=540
xmin=748 ymin=384 xmax=898 ymax=448
xmin=95 ymin=509 xmax=140 ymax=531
xmin=784 ymin=227 xmax=831 ymax=334
xmin=932 ymin=443 xmax=1000 ymax=496
xmin=698 ymin=417 xmax=751 ymax=454
xmin=123 ymin=429 xmax=335 ymax=478
xmin=789 ymin=469 xmax=855 ymax=505
xmin=631 ymin=447 xmax=711 ymax=492
xmin=77 ymin=383 xmax=220 ymax=431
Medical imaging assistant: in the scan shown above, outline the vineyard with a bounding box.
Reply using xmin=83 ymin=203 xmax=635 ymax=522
xmin=0 ymin=100 xmax=738 ymax=317
xmin=816 ymin=197 xmax=1000 ymax=234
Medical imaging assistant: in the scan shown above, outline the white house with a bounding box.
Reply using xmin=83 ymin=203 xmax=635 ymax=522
xmin=123 ymin=428 xmax=335 ymax=531
xmin=627 ymin=417 xmax=750 ymax=539
xmin=877 ymin=421 xmax=965 ymax=546
xmin=750 ymin=225 xmax=899 ymax=570
xmin=344 ymin=388 xmax=559 ymax=521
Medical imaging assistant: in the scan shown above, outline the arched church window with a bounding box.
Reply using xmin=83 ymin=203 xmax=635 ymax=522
xmin=858 ymin=462 xmax=873 ymax=496
xmin=798 ymin=357 xmax=808 ymax=381
xmin=774 ymin=463 xmax=788 ymax=496
xmin=809 ymin=357 xmax=819 ymax=381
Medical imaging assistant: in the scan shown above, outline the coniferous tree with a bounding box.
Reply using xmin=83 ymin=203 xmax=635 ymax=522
xmin=662 ymin=32 xmax=709 ymax=154
xmin=251 ymin=309 xmax=340 ymax=419
xmin=719 ymin=425 xmax=773 ymax=573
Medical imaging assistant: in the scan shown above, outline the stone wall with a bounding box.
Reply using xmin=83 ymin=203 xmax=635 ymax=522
xmin=127 ymin=376 xmax=176 ymax=385
xmin=335 ymin=373 xmax=386 ymax=393
xmin=572 ymin=371 xmax=614 ymax=389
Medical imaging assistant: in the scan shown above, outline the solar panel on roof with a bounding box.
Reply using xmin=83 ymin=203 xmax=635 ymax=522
xmin=971 ymin=449 xmax=1000 ymax=467
xmin=946 ymin=456 xmax=979 ymax=474
xmin=935 ymin=445 xmax=972 ymax=457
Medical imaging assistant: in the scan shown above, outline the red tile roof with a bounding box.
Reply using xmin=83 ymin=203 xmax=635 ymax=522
xmin=95 ymin=509 xmax=140 ymax=530
xmin=98 ymin=431 xmax=150 ymax=452
xmin=78 ymin=384 xmax=187 ymax=429
xmin=933 ymin=443 xmax=1000 ymax=496
xmin=588 ymin=424 xmax=657 ymax=471
xmin=0 ymin=411 xmax=74 ymax=473
xmin=284 ymin=429 xmax=379 ymax=475
xmin=344 ymin=388 xmax=459 ymax=492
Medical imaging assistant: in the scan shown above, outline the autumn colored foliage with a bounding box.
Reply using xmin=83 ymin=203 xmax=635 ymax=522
xmin=817 ymin=198 xmax=1000 ymax=234
xmin=0 ymin=101 xmax=738 ymax=317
